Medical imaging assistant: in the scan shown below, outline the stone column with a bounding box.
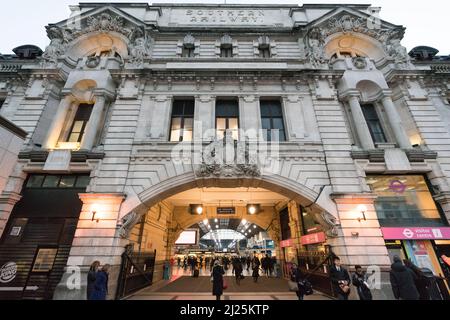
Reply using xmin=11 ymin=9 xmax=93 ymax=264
xmin=380 ymin=94 xmax=412 ymax=149
xmin=80 ymin=95 xmax=107 ymax=151
xmin=43 ymin=94 xmax=75 ymax=149
xmin=347 ymin=94 xmax=375 ymax=150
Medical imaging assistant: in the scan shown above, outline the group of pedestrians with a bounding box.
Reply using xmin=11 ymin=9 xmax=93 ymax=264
xmin=311 ymin=255 xmax=442 ymax=301
xmin=87 ymin=261 xmax=110 ymax=300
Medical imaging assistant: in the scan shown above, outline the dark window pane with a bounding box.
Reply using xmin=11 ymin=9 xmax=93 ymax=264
xmin=261 ymin=118 xmax=271 ymax=130
xmin=59 ymin=176 xmax=76 ymax=188
xmin=42 ymin=176 xmax=60 ymax=188
xmin=362 ymin=104 xmax=387 ymax=144
xmin=216 ymin=100 xmax=239 ymax=117
xmin=75 ymin=176 xmax=90 ymax=188
xmin=26 ymin=175 xmax=45 ymax=188
xmin=272 ymin=118 xmax=284 ymax=130
xmin=172 ymin=102 xmax=184 ymax=116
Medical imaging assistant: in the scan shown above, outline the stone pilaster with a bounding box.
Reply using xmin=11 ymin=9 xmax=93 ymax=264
xmin=53 ymin=193 xmax=126 ymax=300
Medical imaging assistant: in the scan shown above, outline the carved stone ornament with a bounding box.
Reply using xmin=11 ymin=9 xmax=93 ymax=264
xmin=195 ymin=132 xmax=261 ymax=178
xmin=352 ymin=56 xmax=367 ymax=69
xmin=319 ymin=211 xmax=340 ymax=238
xmin=183 ymin=33 xmax=196 ymax=49
xmin=42 ymin=25 xmax=70 ymax=65
xmin=128 ymin=29 xmax=152 ymax=67
xmin=86 ymin=13 xmax=126 ymax=34
xmin=86 ymin=55 xmax=101 ymax=68
xmin=220 ymin=34 xmax=233 ymax=48
xmin=118 ymin=211 xmax=142 ymax=238
xmin=305 ymin=28 xmax=328 ymax=69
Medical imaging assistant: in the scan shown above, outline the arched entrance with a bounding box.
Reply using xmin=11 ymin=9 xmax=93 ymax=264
xmin=116 ymin=178 xmax=337 ymax=299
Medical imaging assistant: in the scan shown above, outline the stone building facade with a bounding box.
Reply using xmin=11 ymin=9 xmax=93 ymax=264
xmin=0 ymin=3 xmax=449 ymax=300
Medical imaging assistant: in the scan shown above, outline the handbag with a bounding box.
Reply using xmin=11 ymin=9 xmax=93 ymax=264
xmin=288 ymin=280 xmax=299 ymax=292
xmin=223 ymin=279 xmax=228 ymax=290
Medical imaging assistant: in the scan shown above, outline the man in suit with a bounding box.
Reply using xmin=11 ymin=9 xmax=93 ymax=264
xmin=330 ymin=256 xmax=351 ymax=300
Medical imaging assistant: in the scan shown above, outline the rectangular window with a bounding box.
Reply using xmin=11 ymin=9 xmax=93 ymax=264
xmin=0 ymin=99 xmax=5 ymax=109
xmin=32 ymin=248 xmax=58 ymax=272
xmin=366 ymin=175 xmax=445 ymax=227
xmin=182 ymin=46 xmax=195 ymax=58
xmin=170 ymin=99 xmax=194 ymax=142
xmin=25 ymin=175 xmax=90 ymax=189
xmin=220 ymin=46 xmax=233 ymax=58
xmin=361 ymin=104 xmax=387 ymax=144
xmin=260 ymin=100 xmax=286 ymax=141
xmin=216 ymin=99 xmax=239 ymax=140
xmin=259 ymin=47 xmax=271 ymax=58
xmin=67 ymin=104 xmax=93 ymax=143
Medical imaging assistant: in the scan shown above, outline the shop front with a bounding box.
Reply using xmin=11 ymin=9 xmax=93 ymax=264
xmin=367 ymin=175 xmax=450 ymax=298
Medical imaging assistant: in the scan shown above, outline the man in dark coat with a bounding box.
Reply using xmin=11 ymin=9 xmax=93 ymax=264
xmin=329 ymin=257 xmax=351 ymax=300
xmin=352 ymin=265 xmax=373 ymax=300
xmin=389 ymin=256 xmax=420 ymax=300
xmin=212 ymin=261 xmax=225 ymax=300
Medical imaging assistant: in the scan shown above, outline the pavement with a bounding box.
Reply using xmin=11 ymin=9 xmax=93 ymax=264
xmin=126 ymin=266 xmax=333 ymax=300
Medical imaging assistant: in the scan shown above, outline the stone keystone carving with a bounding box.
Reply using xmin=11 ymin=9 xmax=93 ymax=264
xmin=195 ymin=131 xmax=261 ymax=178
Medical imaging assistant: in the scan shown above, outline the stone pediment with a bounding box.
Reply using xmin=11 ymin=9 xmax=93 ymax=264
xmin=306 ymin=7 xmax=405 ymax=43
xmin=48 ymin=6 xmax=147 ymax=44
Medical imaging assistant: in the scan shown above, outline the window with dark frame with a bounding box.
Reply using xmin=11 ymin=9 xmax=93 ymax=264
xmin=66 ymin=103 xmax=93 ymax=143
xmin=182 ymin=46 xmax=195 ymax=58
xmin=216 ymin=99 xmax=239 ymax=140
xmin=361 ymin=104 xmax=387 ymax=144
xmin=170 ymin=99 xmax=195 ymax=142
xmin=25 ymin=175 xmax=90 ymax=189
xmin=259 ymin=46 xmax=271 ymax=58
xmin=220 ymin=46 xmax=233 ymax=58
xmin=260 ymin=100 xmax=286 ymax=142
xmin=0 ymin=99 xmax=5 ymax=109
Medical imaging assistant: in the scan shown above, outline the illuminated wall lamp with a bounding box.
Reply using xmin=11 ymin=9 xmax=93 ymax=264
xmin=247 ymin=204 xmax=261 ymax=215
xmin=190 ymin=204 xmax=203 ymax=215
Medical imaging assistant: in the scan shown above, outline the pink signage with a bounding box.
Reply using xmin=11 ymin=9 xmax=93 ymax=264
xmin=280 ymin=239 xmax=293 ymax=248
xmin=301 ymin=232 xmax=326 ymax=245
xmin=381 ymin=227 xmax=450 ymax=240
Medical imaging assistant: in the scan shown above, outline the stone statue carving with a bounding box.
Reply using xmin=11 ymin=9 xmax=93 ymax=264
xmin=183 ymin=33 xmax=196 ymax=48
xmin=306 ymin=28 xmax=328 ymax=68
xmin=118 ymin=211 xmax=142 ymax=238
xmin=352 ymin=56 xmax=367 ymax=69
xmin=42 ymin=26 xmax=68 ymax=64
xmin=385 ymin=38 xmax=411 ymax=68
xmin=128 ymin=27 xmax=152 ymax=66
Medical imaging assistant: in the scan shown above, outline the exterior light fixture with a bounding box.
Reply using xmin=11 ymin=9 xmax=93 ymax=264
xmin=214 ymin=218 xmax=218 ymax=223
xmin=190 ymin=204 xmax=203 ymax=215
xmin=242 ymin=219 xmax=247 ymax=224
xmin=357 ymin=205 xmax=367 ymax=222
xmin=203 ymin=219 xmax=209 ymax=225
xmin=247 ymin=204 xmax=261 ymax=215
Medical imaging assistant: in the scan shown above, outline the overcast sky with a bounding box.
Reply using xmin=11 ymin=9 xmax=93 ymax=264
xmin=1 ymin=0 xmax=449 ymax=55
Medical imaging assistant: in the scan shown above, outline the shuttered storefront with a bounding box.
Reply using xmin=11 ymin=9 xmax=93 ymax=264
xmin=0 ymin=175 xmax=89 ymax=300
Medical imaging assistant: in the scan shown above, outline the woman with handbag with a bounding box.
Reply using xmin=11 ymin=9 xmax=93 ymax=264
xmin=212 ymin=260 xmax=225 ymax=300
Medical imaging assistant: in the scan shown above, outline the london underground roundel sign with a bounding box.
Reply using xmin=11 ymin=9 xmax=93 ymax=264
xmin=0 ymin=262 xmax=17 ymax=283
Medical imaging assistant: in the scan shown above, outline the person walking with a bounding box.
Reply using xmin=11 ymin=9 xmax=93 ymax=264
xmin=389 ymin=256 xmax=420 ymax=300
xmin=212 ymin=260 xmax=225 ymax=300
xmin=246 ymin=256 xmax=251 ymax=272
xmin=90 ymin=264 xmax=110 ymax=300
xmin=234 ymin=258 xmax=244 ymax=285
xmin=291 ymin=264 xmax=307 ymax=300
xmin=352 ymin=265 xmax=373 ymax=300
xmin=87 ymin=261 xmax=100 ymax=300
xmin=177 ymin=256 xmax=181 ymax=268
xmin=404 ymin=259 xmax=429 ymax=300
xmin=330 ymin=256 xmax=351 ymax=300
xmin=268 ymin=256 xmax=275 ymax=277
xmin=252 ymin=256 xmax=261 ymax=283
